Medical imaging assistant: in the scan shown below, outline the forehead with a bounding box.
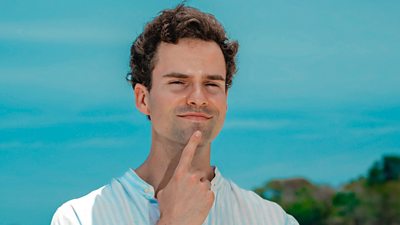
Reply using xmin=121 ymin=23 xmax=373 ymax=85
xmin=152 ymin=38 xmax=226 ymax=79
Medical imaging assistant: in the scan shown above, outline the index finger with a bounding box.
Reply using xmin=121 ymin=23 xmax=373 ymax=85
xmin=176 ymin=130 xmax=202 ymax=173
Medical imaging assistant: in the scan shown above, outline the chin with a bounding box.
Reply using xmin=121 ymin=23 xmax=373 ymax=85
xmin=170 ymin=124 xmax=214 ymax=144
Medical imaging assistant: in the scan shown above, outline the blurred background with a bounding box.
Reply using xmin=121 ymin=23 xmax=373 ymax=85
xmin=1 ymin=0 xmax=399 ymax=225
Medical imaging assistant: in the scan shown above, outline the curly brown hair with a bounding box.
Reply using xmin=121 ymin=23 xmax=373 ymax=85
xmin=127 ymin=4 xmax=239 ymax=91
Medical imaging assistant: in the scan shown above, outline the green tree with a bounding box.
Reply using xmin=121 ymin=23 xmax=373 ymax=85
xmin=383 ymin=155 xmax=400 ymax=181
xmin=367 ymin=155 xmax=400 ymax=185
xmin=254 ymin=178 xmax=334 ymax=225
xmin=254 ymin=155 xmax=400 ymax=225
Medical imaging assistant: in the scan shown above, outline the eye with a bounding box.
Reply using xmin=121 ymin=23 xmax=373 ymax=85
xmin=169 ymin=80 xmax=185 ymax=85
xmin=205 ymin=82 xmax=220 ymax=87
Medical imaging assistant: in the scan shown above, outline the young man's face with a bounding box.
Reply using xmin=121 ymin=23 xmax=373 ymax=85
xmin=139 ymin=38 xmax=228 ymax=146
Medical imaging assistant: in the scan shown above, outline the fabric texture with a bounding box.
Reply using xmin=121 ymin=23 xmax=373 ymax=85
xmin=51 ymin=167 xmax=299 ymax=225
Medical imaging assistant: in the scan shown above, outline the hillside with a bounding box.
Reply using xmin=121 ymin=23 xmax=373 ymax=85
xmin=254 ymin=155 xmax=400 ymax=225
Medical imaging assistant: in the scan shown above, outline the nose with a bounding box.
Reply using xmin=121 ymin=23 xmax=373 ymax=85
xmin=187 ymin=84 xmax=208 ymax=107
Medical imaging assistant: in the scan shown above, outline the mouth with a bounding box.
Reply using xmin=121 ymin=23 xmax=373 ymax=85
xmin=177 ymin=112 xmax=213 ymax=121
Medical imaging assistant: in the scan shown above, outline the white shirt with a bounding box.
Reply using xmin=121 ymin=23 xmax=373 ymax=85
xmin=51 ymin=167 xmax=299 ymax=225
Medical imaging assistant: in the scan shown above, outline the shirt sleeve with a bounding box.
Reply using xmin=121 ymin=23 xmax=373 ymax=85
xmin=51 ymin=203 xmax=82 ymax=225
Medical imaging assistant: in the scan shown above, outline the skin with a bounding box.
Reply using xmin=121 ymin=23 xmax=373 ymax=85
xmin=134 ymin=38 xmax=228 ymax=225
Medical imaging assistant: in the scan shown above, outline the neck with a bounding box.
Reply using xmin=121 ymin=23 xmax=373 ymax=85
xmin=135 ymin=130 xmax=214 ymax=196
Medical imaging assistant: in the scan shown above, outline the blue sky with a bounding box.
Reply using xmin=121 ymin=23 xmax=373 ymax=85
xmin=1 ymin=0 xmax=400 ymax=224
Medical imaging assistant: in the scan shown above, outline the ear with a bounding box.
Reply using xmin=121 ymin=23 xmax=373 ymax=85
xmin=134 ymin=84 xmax=151 ymax=116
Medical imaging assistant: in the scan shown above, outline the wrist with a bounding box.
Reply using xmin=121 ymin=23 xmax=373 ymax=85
xmin=156 ymin=214 xmax=187 ymax=225
xmin=156 ymin=214 xmax=173 ymax=225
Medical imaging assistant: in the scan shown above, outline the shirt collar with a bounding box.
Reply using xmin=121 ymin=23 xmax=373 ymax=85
xmin=211 ymin=166 xmax=224 ymax=191
xmin=118 ymin=168 xmax=156 ymax=202
xmin=118 ymin=166 xmax=225 ymax=202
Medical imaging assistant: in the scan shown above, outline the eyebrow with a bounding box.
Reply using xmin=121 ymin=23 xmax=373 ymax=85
xmin=162 ymin=72 xmax=225 ymax=81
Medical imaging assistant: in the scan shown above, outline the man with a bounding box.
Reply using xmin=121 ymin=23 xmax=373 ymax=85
xmin=51 ymin=5 xmax=299 ymax=225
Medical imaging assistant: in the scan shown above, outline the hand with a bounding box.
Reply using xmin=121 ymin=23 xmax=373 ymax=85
xmin=156 ymin=131 xmax=214 ymax=225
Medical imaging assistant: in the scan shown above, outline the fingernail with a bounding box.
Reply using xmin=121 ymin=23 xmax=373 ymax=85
xmin=195 ymin=131 xmax=201 ymax=137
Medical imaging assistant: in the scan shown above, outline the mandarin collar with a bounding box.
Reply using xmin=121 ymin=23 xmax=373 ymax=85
xmin=117 ymin=166 xmax=224 ymax=203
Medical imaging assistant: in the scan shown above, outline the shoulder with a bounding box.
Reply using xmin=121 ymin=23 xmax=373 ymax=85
xmin=223 ymin=179 xmax=299 ymax=225
xmin=224 ymin=179 xmax=277 ymax=208
xmin=51 ymin=170 xmax=151 ymax=225
xmin=51 ymin=185 xmax=107 ymax=225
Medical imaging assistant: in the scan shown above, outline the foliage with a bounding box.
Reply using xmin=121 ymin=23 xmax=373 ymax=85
xmin=368 ymin=155 xmax=400 ymax=185
xmin=254 ymin=155 xmax=400 ymax=225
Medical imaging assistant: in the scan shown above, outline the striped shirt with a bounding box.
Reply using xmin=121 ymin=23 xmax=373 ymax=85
xmin=51 ymin=167 xmax=299 ymax=225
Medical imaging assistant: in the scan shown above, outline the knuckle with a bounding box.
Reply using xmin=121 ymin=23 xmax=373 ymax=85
xmin=201 ymin=181 xmax=210 ymax=190
xmin=189 ymin=174 xmax=199 ymax=182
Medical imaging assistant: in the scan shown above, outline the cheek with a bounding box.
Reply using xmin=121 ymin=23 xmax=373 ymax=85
xmin=149 ymin=93 xmax=180 ymax=119
xmin=213 ymin=95 xmax=228 ymax=113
